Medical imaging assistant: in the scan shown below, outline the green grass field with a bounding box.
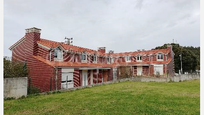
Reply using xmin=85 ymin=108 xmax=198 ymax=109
xmin=4 ymin=80 xmax=200 ymax=115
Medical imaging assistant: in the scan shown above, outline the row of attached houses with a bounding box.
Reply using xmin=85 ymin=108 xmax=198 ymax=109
xmin=9 ymin=27 xmax=174 ymax=92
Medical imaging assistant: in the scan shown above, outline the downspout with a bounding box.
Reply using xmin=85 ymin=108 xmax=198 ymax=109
xmin=50 ymin=50 xmax=52 ymax=61
xmin=54 ymin=67 xmax=58 ymax=91
xmin=97 ymin=67 xmax=99 ymax=83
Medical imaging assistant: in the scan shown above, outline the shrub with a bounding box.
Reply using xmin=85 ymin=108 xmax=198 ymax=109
xmin=155 ymin=71 xmax=160 ymax=77
xmin=4 ymin=58 xmax=28 ymax=78
xmin=28 ymin=85 xmax=41 ymax=94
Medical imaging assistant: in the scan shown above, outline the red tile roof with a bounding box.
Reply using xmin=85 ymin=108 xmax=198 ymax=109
xmin=110 ymin=49 xmax=170 ymax=57
xmin=37 ymin=39 xmax=104 ymax=55
xmin=37 ymin=38 xmax=170 ymax=57
xmin=33 ymin=55 xmax=172 ymax=68
xmin=33 ymin=56 xmax=114 ymax=68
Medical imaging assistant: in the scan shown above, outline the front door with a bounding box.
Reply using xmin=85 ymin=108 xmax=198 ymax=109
xmin=82 ymin=70 xmax=88 ymax=86
xmin=137 ymin=66 xmax=142 ymax=76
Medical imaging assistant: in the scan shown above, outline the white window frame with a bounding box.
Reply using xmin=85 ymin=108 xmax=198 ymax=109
xmin=136 ymin=55 xmax=142 ymax=62
xmin=126 ymin=55 xmax=131 ymax=62
xmin=93 ymin=54 xmax=97 ymax=63
xmin=54 ymin=47 xmax=63 ymax=61
xmin=81 ymin=52 xmax=87 ymax=63
xmin=107 ymin=56 xmax=110 ymax=64
xmin=111 ymin=57 xmax=114 ymax=63
xmin=157 ymin=53 xmax=164 ymax=61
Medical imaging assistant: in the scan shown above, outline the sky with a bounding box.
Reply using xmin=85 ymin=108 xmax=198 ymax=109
xmin=4 ymin=0 xmax=200 ymax=56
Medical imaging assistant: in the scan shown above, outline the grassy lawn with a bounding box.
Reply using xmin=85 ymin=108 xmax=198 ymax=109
xmin=4 ymin=80 xmax=200 ymax=115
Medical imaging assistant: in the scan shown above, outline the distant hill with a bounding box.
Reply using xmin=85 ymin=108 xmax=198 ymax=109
xmin=154 ymin=43 xmax=200 ymax=73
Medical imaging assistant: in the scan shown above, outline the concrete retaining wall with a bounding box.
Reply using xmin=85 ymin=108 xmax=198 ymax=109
xmin=171 ymin=74 xmax=200 ymax=82
xmin=117 ymin=74 xmax=200 ymax=82
xmin=45 ymin=74 xmax=200 ymax=94
xmin=4 ymin=77 xmax=27 ymax=99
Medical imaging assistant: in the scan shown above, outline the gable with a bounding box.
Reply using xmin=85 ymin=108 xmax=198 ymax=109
xmin=9 ymin=37 xmax=26 ymax=50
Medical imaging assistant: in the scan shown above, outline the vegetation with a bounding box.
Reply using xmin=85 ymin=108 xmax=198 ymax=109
xmin=4 ymin=80 xmax=200 ymax=115
xmin=4 ymin=57 xmax=28 ymax=78
xmin=155 ymin=43 xmax=200 ymax=73
xmin=27 ymin=85 xmax=41 ymax=95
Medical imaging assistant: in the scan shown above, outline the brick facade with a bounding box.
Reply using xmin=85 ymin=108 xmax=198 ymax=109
xmin=9 ymin=27 xmax=174 ymax=92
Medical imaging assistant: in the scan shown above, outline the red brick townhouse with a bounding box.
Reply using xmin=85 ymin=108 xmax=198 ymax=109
xmin=9 ymin=27 xmax=174 ymax=92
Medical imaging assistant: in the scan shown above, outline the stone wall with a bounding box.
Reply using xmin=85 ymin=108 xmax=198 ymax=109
xmin=4 ymin=77 xmax=27 ymax=99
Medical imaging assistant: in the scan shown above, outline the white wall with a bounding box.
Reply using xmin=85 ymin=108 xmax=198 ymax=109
xmin=4 ymin=77 xmax=27 ymax=99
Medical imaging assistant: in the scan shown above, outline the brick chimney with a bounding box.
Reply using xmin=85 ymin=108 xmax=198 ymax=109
xmin=24 ymin=27 xmax=41 ymax=56
xmin=98 ymin=47 xmax=106 ymax=53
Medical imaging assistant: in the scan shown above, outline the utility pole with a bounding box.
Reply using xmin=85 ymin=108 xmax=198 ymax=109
xmin=179 ymin=54 xmax=183 ymax=74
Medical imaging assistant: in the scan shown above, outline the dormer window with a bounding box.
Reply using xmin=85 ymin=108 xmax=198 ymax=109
xmin=111 ymin=57 xmax=114 ymax=63
xmin=54 ymin=47 xmax=63 ymax=61
xmin=93 ymin=54 xmax=97 ymax=63
xmin=81 ymin=52 xmax=87 ymax=63
xmin=137 ymin=55 xmax=142 ymax=61
xmin=107 ymin=57 xmax=110 ymax=64
xmin=157 ymin=53 xmax=164 ymax=61
xmin=126 ymin=55 xmax=131 ymax=62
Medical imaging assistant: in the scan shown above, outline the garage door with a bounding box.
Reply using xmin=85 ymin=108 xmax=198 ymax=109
xmin=61 ymin=69 xmax=74 ymax=89
xmin=154 ymin=65 xmax=163 ymax=75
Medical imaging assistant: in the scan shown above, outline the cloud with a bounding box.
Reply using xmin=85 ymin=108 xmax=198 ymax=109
xmin=4 ymin=0 xmax=200 ymax=56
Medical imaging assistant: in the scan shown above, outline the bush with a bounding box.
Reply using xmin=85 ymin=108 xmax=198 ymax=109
xmin=4 ymin=58 xmax=28 ymax=78
xmin=28 ymin=85 xmax=41 ymax=94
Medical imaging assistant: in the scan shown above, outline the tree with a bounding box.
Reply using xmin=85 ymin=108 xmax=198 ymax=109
xmin=155 ymin=43 xmax=199 ymax=73
xmin=4 ymin=58 xmax=28 ymax=78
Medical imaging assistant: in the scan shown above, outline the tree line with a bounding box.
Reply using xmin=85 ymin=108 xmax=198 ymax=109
xmin=154 ymin=43 xmax=200 ymax=74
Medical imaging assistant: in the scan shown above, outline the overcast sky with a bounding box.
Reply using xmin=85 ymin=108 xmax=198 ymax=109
xmin=4 ymin=0 xmax=200 ymax=56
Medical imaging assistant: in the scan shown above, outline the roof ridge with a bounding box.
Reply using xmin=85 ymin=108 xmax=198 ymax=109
xmin=40 ymin=38 xmax=98 ymax=52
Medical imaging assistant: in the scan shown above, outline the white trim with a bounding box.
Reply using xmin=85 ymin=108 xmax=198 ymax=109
xmin=107 ymin=56 xmax=110 ymax=64
xmin=126 ymin=55 xmax=131 ymax=62
xmin=81 ymin=51 xmax=87 ymax=63
xmin=37 ymin=43 xmax=51 ymax=50
xmin=136 ymin=55 xmax=142 ymax=62
xmin=54 ymin=47 xmax=63 ymax=61
xmin=157 ymin=52 xmax=164 ymax=61
xmin=153 ymin=64 xmax=163 ymax=66
xmin=62 ymin=68 xmax=74 ymax=73
xmin=79 ymin=67 xmax=111 ymax=70
xmin=9 ymin=37 xmax=26 ymax=50
xmin=93 ymin=54 xmax=97 ymax=63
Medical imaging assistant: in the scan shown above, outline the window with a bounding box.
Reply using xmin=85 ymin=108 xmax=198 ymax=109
xmin=54 ymin=47 xmax=63 ymax=61
xmin=107 ymin=57 xmax=110 ymax=64
xmin=157 ymin=53 xmax=164 ymax=60
xmin=81 ymin=52 xmax=87 ymax=62
xmin=93 ymin=54 xmax=97 ymax=63
xmin=137 ymin=55 xmax=142 ymax=61
xmin=111 ymin=57 xmax=114 ymax=63
xmin=126 ymin=55 xmax=131 ymax=62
